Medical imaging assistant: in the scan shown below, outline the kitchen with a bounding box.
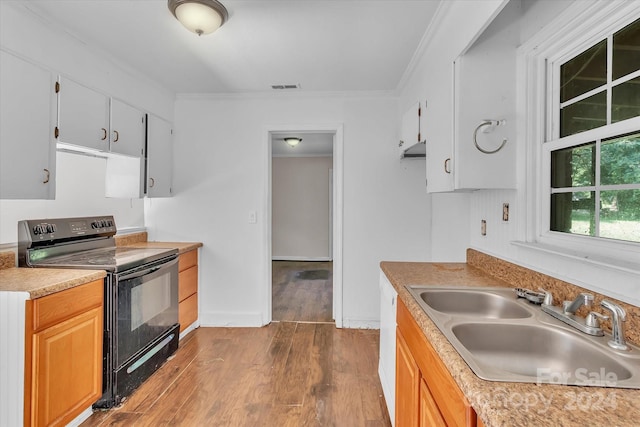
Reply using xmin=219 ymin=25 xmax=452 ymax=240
xmin=1 ymin=0 xmax=639 ymax=426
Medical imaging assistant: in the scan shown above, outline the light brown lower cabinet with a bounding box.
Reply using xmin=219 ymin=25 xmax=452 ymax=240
xmin=396 ymin=299 xmax=478 ymax=427
xmin=178 ymin=249 xmax=198 ymax=332
xmin=24 ymin=279 xmax=103 ymax=427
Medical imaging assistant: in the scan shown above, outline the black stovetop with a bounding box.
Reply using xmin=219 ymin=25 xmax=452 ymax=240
xmin=30 ymin=246 xmax=177 ymax=272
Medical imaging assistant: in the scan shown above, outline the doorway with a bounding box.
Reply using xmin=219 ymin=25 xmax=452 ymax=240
xmin=264 ymin=125 xmax=344 ymax=327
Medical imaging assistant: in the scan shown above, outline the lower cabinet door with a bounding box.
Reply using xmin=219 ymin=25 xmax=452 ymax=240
xmin=420 ymin=377 xmax=447 ymax=427
xmin=31 ymin=307 xmax=103 ymax=427
xmin=395 ymin=329 xmax=419 ymax=427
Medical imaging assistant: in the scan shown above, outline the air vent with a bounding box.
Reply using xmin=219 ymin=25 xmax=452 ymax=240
xmin=271 ymin=84 xmax=300 ymax=90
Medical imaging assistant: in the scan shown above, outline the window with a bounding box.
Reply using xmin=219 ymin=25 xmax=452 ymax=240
xmin=546 ymin=17 xmax=640 ymax=244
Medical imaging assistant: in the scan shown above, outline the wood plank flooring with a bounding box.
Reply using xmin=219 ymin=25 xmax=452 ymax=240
xmin=272 ymin=261 xmax=333 ymax=322
xmin=81 ymin=323 xmax=391 ymax=427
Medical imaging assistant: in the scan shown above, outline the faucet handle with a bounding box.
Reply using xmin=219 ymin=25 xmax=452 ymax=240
xmin=586 ymin=311 xmax=608 ymax=328
xmin=538 ymin=288 xmax=553 ymax=305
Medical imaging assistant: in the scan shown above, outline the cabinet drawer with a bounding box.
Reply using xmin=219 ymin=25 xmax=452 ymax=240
xmin=179 ymin=293 xmax=198 ymax=332
xmin=179 ymin=265 xmax=198 ymax=302
xmin=31 ymin=279 xmax=103 ymax=332
xmin=178 ymin=250 xmax=198 ymax=272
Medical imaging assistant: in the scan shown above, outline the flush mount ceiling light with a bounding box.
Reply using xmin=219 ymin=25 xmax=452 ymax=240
xmin=168 ymin=0 xmax=229 ymax=36
xmin=284 ymin=137 xmax=302 ymax=147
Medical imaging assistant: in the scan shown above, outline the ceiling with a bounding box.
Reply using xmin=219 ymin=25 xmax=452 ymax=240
xmin=14 ymin=0 xmax=441 ymax=94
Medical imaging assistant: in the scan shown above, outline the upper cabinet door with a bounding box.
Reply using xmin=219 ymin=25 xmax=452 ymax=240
xmin=0 ymin=50 xmax=56 ymax=199
xmin=146 ymin=114 xmax=173 ymax=198
xmin=110 ymin=98 xmax=145 ymax=157
xmin=57 ymin=77 xmax=109 ymax=151
xmin=425 ymin=62 xmax=455 ymax=193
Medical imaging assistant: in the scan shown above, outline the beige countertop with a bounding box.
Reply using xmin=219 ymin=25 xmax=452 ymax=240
xmin=380 ymin=261 xmax=640 ymax=427
xmin=114 ymin=231 xmax=202 ymax=255
xmin=0 ymin=267 xmax=106 ymax=299
xmin=123 ymin=241 xmax=203 ymax=254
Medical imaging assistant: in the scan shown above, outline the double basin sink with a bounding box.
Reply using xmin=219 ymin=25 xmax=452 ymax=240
xmin=406 ymin=285 xmax=640 ymax=389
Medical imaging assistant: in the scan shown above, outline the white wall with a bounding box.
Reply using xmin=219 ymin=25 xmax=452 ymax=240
xmin=0 ymin=2 xmax=174 ymax=244
xmin=0 ymin=152 xmax=144 ymax=244
xmin=272 ymin=156 xmax=332 ymax=260
xmin=144 ymin=94 xmax=431 ymax=327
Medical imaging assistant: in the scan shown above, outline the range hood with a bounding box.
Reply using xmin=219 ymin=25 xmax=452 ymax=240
xmin=400 ymin=140 xmax=426 ymax=159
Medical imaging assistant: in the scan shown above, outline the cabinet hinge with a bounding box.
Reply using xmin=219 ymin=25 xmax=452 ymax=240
xmin=54 ymin=127 xmax=59 ymax=139
xmin=418 ymin=132 xmax=421 ymax=142
xmin=55 ymin=82 xmax=60 ymax=93
xmin=418 ymin=106 xmax=421 ymax=117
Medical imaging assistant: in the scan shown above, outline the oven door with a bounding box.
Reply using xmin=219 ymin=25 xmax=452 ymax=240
xmin=116 ymin=256 xmax=179 ymax=368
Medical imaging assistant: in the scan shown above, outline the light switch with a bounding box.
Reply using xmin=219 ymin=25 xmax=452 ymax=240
xmin=249 ymin=211 xmax=257 ymax=224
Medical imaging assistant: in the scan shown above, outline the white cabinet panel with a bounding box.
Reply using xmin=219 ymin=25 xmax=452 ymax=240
xmin=425 ymin=61 xmax=455 ymax=193
xmin=0 ymin=50 xmax=56 ymax=199
xmin=109 ymin=98 xmax=145 ymax=158
xmin=146 ymin=114 xmax=173 ymax=198
xmin=378 ymin=270 xmax=397 ymax=426
xmin=57 ymin=77 xmax=109 ymax=152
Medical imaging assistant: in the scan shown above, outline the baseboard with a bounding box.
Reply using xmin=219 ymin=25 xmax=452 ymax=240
xmin=200 ymin=311 xmax=265 ymax=327
xmin=179 ymin=321 xmax=200 ymax=340
xmin=66 ymin=406 xmax=94 ymax=427
xmin=342 ymin=318 xmax=380 ymax=329
xmin=272 ymin=256 xmax=332 ymax=262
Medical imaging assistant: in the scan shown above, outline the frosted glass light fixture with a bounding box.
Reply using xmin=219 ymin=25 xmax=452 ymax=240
xmin=284 ymin=137 xmax=302 ymax=147
xmin=168 ymin=0 xmax=229 ymax=36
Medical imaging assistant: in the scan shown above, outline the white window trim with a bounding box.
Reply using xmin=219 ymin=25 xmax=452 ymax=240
xmin=514 ymin=0 xmax=640 ymax=306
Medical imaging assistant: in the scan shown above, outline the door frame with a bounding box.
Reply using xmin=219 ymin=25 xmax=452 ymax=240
xmin=263 ymin=124 xmax=344 ymax=327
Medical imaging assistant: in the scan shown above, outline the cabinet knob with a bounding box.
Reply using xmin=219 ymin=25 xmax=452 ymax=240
xmin=444 ymin=158 xmax=451 ymax=174
xmin=149 ymin=177 xmax=155 ymax=188
xmin=112 ymin=130 xmax=120 ymax=142
xmin=101 ymin=128 xmax=107 ymax=141
xmin=43 ymin=168 xmax=50 ymax=184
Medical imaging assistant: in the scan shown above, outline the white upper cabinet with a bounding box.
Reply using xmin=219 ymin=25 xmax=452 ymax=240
xmin=109 ymin=98 xmax=145 ymax=158
xmin=145 ymin=114 xmax=173 ymax=198
xmin=56 ymin=77 xmax=110 ymax=152
xmin=423 ymin=0 xmax=516 ymax=193
xmin=0 ymin=50 xmax=56 ymax=199
xmin=56 ymin=78 xmax=144 ymax=159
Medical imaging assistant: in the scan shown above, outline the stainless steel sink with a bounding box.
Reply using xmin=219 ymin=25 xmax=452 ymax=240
xmin=417 ymin=289 xmax=532 ymax=319
xmin=406 ymin=285 xmax=640 ymax=389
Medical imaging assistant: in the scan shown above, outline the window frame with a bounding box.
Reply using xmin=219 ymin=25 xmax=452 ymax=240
xmin=527 ymin=3 xmax=640 ymax=264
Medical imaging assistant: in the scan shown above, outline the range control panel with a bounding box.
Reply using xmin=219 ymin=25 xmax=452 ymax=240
xmin=18 ymin=215 xmax=117 ymax=246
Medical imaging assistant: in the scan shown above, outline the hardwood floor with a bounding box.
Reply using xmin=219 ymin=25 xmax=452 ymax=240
xmin=81 ymin=324 xmax=391 ymax=427
xmin=272 ymin=261 xmax=333 ymax=322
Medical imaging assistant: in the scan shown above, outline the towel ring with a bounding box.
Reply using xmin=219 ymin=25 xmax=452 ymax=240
xmin=473 ymin=120 xmax=507 ymax=154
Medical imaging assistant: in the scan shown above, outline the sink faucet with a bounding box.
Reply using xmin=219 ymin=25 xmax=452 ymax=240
xmin=563 ymin=293 xmax=594 ymax=314
xmin=539 ymin=290 xmax=604 ymax=336
xmin=601 ymin=300 xmax=629 ymax=351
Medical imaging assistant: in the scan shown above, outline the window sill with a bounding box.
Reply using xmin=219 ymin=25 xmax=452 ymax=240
xmin=510 ymin=241 xmax=640 ymax=307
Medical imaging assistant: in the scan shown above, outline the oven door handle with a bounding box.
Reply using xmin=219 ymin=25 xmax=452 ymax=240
xmin=118 ymin=258 xmax=177 ymax=281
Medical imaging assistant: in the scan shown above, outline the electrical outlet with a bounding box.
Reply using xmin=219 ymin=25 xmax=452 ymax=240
xmin=249 ymin=211 xmax=257 ymax=224
xmin=481 ymin=219 xmax=487 ymax=236
xmin=502 ymin=203 xmax=509 ymax=222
